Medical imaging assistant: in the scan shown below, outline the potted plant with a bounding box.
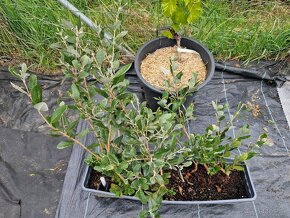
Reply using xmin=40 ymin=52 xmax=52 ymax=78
xmin=134 ymin=0 xmax=215 ymax=111
xmin=9 ymin=22 xmax=268 ymax=218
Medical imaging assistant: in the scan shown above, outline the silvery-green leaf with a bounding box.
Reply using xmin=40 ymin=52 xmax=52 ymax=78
xmin=50 ymin=42 xmax=62 ymax=50
xmin=172 ymin=62 xmax=179 ymax=71
xmin=21 ymin=63 xmax=28 ymax=73
xmin=10 ymin=82 xmax=27 ymax=94
xmin=71 ymin=83 xmax=80 ymax=100
xmin=80 ymin=55 xmax=90 ymax=67
xmin=20 ymin=63 xmax=29 ymax=80
xmin=34 ymin=102 xmax=48 ymax=111
xmin=113 ymin=60 xmax=120 ymax=70
xmin=96 ymin=49 xmax=106 ymax=65
xmin=160 ymin=66 xmax=170 ymax=75
xmin=57 ymin=141 xmax=73 ymax=149
xmin=72 ymin=60 xmax=81 ymax=69
xmin=61 ymin=19 xmax=73 ymax=29
xmin=105 ymin=32 xmax=113 ymax=40
xmin=117 ymin=31 xmax=128 ymax=38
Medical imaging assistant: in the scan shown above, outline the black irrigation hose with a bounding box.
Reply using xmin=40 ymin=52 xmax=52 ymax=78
xmin=215 ymin=62 xmax=289 ymax=88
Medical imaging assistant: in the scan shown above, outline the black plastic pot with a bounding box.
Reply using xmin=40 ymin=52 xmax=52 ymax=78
xmin=82 ymin=161 xmax=256 ymax=205
xmin=134 ymin=37 xmax=215 ymax=111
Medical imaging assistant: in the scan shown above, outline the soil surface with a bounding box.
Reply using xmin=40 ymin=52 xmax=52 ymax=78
xmin=88 ymin=170 xmax=111 ymax=191
xmin=140 ymin=46 xmax=207 ymax=90
xmin=165 ymin=164 xmax=248 ymax=201
xmin=87 ymin=164 xmax=249 ymax=201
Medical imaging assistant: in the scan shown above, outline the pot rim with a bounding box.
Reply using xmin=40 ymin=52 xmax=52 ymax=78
xmin=134 ymin=36 xmax=215 ymax=94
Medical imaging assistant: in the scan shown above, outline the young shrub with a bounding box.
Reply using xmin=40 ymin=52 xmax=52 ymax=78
xmin=9 ymin=18 xmax=267 ymax=218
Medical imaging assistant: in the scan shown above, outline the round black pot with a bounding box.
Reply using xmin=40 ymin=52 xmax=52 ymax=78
xmin=134 ymin=37 xmax=215 ymax=111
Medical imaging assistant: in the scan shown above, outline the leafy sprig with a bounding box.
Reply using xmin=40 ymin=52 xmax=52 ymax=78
xmin=161 ymin=0 xmax=202 ymax=40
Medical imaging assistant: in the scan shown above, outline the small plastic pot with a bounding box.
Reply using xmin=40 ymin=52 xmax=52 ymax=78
xmin=82 ymin=160 xmax=256 ymax=205
xmin=134 ymin=37 xmax=215 ymax=111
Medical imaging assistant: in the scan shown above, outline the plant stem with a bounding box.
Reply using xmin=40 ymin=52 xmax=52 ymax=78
xmin=37 ymin=111 xmax=99 ymax=160
xmin=107 ymin=124 xmax=112 ymax=153
xmin=178 ymin=168 xmax=185 ymax=182
xmin=182 ymin=126 xmax=190 ymax=141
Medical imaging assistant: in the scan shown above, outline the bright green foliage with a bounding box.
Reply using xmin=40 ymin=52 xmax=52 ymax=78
xmin=10 ymin=20 xmax=267 ymax=217
xmin=161 ymin=0 xmax=202 ymax=38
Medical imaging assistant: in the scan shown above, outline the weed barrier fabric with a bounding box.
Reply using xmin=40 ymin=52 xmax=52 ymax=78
xmin=0 ymin=127 xmax=71 ymax=218
xmin=0 ymin=70 xmax=72 ymax=217
xmin=0 ymin=69 xmax=69 ymax=133
xmin=56 ymin=65 xmax=290 ymax=218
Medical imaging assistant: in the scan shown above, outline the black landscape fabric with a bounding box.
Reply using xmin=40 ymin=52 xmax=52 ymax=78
xmin=0 ymin=61 xmax=289 ymax=218
xmin=0 ymin=70 xmax=72 ymax=218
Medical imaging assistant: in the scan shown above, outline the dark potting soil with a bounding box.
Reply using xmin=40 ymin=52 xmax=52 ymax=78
xmin=88 ymin=170 xmax=111 ymax=191
xmin=165 ymin=164 xmax=248 ymax=201
xmin=87 ymin=164 xmax=248 ymax=201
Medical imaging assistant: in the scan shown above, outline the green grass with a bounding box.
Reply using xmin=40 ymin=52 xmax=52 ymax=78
xmin=0 ymin=0 xmax=289 ymax=72
xmin=0 ymin=0 xmax=100 ymax=73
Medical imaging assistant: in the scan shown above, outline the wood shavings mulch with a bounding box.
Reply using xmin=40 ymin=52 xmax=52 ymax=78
xmin=140 ymin=46 xmax=207 ymax=90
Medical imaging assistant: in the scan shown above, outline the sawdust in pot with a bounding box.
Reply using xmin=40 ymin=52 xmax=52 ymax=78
xmin=140 ymin=46 xmax=207 ymax=90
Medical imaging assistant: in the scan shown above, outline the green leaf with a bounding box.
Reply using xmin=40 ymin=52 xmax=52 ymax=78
xmin=21 ymin=63 xmax=28 ymax=74
xmin=110 ymin=183 xmax=122 ymax=197
xmin=232 ymin=140 xmax=241 ymax=148
xmin=224 ymin=150 xmax=231 ymax=157
xmin=28 ymin=74 xmax=38 ymax=91
xmin=117 ymin=31 xmax=128 ymax=38
xmin=50 ymin=42 xmax=62 ymax=50
xmin=183 ymin=161 xmax=192 ymax=167
xmin=232 ymin=165 xmax=244 ymax=171
xmin=72 ymin=60 xmax=81 ymax=69
xmin=77 ymin=128 xmax=90 ymax=139
xmin=71 ymin=83 xmax=80 ymax=100
xmin=96 ymin=49 xmax=106 ymax=65
xmin=108 ymin=153 xmax=119 ymax=164
xmin=66 ymin=36 xmax=76 ymax=44
xmin=135 ymin=189 xmax=148 ymax=204
xmin=172 ymin=8 xmax=188 ymax=25
xmin=87 ymin=143 xmax=99 ymax=150
xmin=9 ymin=67 xmax=21 ymax=79
xmin=33 ymin=102 xmax=48 ymax=112
xmin=50 ymin=105 xmax=68 ymax=124
xmin=94 ymin=87 xmax=109 ymax=98
xmin=187 ymin=1 xmax=202 ymax=23
xmin=161 ymin=0 xmax=178 ymax=17
xmin=159 ymin=113 xmax=172 ymax=124
xmin=113 ymin=60 xmax=120 ymax=70
xmin=240 ymin=153 xmax=248 ymax=162
xmin=113 ymin=135 xmax=123 ymax=145
xmin=61 ymin=19 xmax=73 ymax=29
xmin=57 ymin=141 xmax=73 ymax=149
xmin=246 ymin=151 xmax=256 ymax=160
xmin=142 ymin=163 xmax=153 ymax=177
xmin=133 ymin=163 xmax=141 ymax=173
xmin=139 ymin=210 xmax=149 ymax=218
xmin=31 ymin=84 xmax=42 ymax=105
xmin=119 ymin=161 xmax=129 ymax=170
xmin=112 ymin=63 xmax=132 ymax=85
xmin=155 ymin=174 xmax=164 ymax=185
xmin=80 ymin=55 xmax=90 ymax=67
xmin=163 ymin=30 xmax=173 ymax=39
